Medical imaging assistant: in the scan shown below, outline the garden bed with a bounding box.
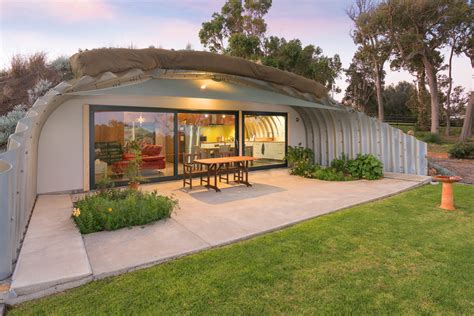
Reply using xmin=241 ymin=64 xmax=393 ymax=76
xmin=287 ymin=146 xmax=384 ymax=181
xmin=72 ymin=189 xmax=178 ymax=234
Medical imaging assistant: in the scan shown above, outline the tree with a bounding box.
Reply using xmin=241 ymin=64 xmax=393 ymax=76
xmin=382 ymin=0 xmax=463 ymax=134
xmin=383 ymin=81 xmax=416 ymax=118
xmin=199 ymin=0 xmax=271 ymax=59
xmin=348 ymin=0 xmax=391 ymax=122
xmin=199 ymin=0 xmax=342 ymax=91
xmin=261 ymin=37 xmax=342 ymax=91
xmin=343 ymin=51 xmax=377 ymax=115
xmin=454 ymin=2 xmax=473 ymax=141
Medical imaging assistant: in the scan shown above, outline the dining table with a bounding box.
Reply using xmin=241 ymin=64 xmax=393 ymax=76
xmin=193 ymin=156 xmax=258 ymax=192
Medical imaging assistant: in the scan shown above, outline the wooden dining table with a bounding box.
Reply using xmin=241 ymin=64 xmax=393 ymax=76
xmin=193 ymin=156 xmax=257 ymax=192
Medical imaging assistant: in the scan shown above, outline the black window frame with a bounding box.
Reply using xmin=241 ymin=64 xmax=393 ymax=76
xmin=89 ymin=105 xmax=239 ymax=189
xmin=242 ymin=111 xmax=288 ymax=171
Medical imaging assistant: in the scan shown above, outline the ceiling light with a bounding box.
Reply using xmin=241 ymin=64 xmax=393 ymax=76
xmin=222 ymin=115 xmax=226 ymax=118
xmin=137 ymin=114 xmax=145 ymax=125
xmin=200 ymin=84 xmax=206 ymax=90
xmin=204 ymin=114 xmax=209 ymax=118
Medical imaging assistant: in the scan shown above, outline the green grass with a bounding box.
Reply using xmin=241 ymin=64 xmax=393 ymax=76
xmin=389 ymin=123 xmax=474 ymax=154
xmin=9 ymin=184 xmax=474 ymax=315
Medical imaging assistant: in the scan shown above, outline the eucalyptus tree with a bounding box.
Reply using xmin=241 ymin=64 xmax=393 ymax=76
xmin=347 ymin=0 xmax=391 ymax=121
xmin=454 ymin=2 xmax=473 ymax=141
xmin=381 ymin=0 xmax=466 ymax=134
xmin=261 ymin=37 xmax=342 ymax=92
xmin=343 ymin=50 xmax=377 ymax=115
xmin=199 ymin=0 xmax=272 ymax=59
xmin=199 ymin=0 xmax=342 ymax=92
xmin=441 ymin=1 xmax=472 ymax=136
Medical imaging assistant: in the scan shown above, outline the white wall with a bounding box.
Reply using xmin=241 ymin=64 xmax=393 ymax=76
xmin=37 ymin=99 xmax=84 ymax=193
xmin=37 ymin=95 xmax=305 ymax=193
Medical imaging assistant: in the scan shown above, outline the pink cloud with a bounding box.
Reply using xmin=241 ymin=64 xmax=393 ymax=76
xmin=1 ymin=0 xmax=117 ymax=23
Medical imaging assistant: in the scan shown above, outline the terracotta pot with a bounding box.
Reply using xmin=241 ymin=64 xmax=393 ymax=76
xmin=128 ymin=181 xmax=140 ymax=190
xmin=432 ymin=175 xmax=462 ymax=211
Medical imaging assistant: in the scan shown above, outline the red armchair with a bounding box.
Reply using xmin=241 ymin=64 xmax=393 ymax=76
xmin=112 ymin=144 xmax=166 ymax=174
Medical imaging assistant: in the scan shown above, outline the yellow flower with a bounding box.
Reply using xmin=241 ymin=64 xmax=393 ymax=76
xmin=72 ymin=208 xmax=81 ymax=217
xmin=108 ymin=207 xmax=113 ymax=213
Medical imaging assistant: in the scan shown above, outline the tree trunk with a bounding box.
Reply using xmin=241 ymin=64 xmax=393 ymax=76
xmin=416 ymin=71 xmax=430 ymax=131
xmin=460 ymin=91 xmax=473 ymax=142
xmin=445 ymin=111 xmax=451 ymax=136
xmin=445 ymin=41 xmax=455 ymax=137
xmin=422 ymin=56 xmax=440 ymax=134
xmin=459 ymin=57 xmax=473 ymax=142
xmin=374 ymin=67 xmax=384 ymax=122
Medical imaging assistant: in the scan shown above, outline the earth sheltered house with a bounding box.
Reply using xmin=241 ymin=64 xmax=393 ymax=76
xmin=0 ymin=48 xmax=427 ymax=279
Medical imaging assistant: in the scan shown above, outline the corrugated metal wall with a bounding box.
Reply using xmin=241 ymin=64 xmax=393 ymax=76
xmin=0 ymin=86 xmax=71 ymax=280
xmin=293 ymin=107 xmax=427 ymax=174
xmin=0 ymin=70 xmax=428 ymax=280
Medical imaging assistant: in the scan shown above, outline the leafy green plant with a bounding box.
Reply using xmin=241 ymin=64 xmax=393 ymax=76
xmin=286 ymin=146 xmax=314 ymax=167
xmin=0 ymin=104 xmax=27 ymax=149
xmin=449 ymin=142 xmax=474 ymax=159
xmin=124 ymin=140 xmax=146 ymax=186
xmin=286 ymin=146 xmax=317 ymax=177
xmin=310 ymin=167 xmax=352 ymax=181
xmin=287 ymin=148 xmax=382 ymax=181
xmin=72 ymin=189 xmax=178 ymax=234
xmin=330 ymin=153 xmax=350 ymax=174
xmin=348 ymin=154 xmax=384 ymax=180
xmin=96 ymin=175 xmax=114 ymax=193
xmin=422 ymin=132 xmax=442 ymax=144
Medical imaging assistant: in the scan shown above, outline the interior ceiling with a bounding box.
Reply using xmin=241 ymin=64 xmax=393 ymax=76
xmin=245 ymin=115 xmax=285 ymax=139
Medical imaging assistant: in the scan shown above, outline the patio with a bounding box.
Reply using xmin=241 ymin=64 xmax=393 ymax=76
xmin=4 ymin=169 xmax=430 ymax=304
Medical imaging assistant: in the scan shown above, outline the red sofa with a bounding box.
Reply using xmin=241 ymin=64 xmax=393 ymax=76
xmin=112 ymin=144 xmax=166 ymax=174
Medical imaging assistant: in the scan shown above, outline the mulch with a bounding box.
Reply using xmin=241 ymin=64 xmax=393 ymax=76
xmin=430 ymin=158 xmax=474 ymax=185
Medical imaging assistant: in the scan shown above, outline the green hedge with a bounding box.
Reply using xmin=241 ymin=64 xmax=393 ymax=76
xmin=73 ymin=189 xmax=178 ymax=234
xmin=449 ymin=142 xmax=474 ymax=159
xmin=286 ymin=147 xmax=384 ymax=181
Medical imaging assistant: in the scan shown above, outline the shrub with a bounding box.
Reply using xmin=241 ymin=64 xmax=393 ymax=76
xmin=0 ymin=105 xmax=27 ymax=148
xmin=72 ymin=189 xmax=178 ymax=234
xmin=422 ymin=132 xmax=442 ymax=144
xmin=286 ymin=146 xmax=316 ymax=177
xmin=286 ymin=146 xmax=314 ymax=167
xmin=287 ymin=147 xmax=383 ymax=181
xmin=310 ymin=167 xmax=352 ymax=181
xmin=348 ymin=154 xmax=384 ymax=180
xmin=449 ymin=142 xmax=474 ymax=159
xmin=330 ymin=153 xmax=350 ymax=174
xmin=27 ymin=79 xmax=52 ymax=104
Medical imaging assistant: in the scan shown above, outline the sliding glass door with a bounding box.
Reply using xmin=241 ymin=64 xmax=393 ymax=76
xmin=91 ymin=108 xmax=175 ymax=187
xmin=177 ymin=112 xmax=238 ymax=174
xmin=243 ymin=112 xmax=287 ymax=168
xmin=90 ymin=106 xmax=239 ymax=188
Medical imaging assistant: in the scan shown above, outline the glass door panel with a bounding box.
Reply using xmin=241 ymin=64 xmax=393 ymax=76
xmin=177 ymin=112 xmax=237 ymax=174
xmin=93 ymin=110 xmax=175 ymax=185
xmin=243 ymin=113 xmax=286 ymax=167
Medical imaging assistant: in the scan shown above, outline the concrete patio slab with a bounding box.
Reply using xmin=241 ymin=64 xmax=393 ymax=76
xmin=7 ymin=169 xmax=431 ymax=304
xmin=84 ymin=218 xmax=210 ymax=278
xmin=10 ymin=195 xmax=92 ymax=296
xmin=84 ymin=169 xmax=430 ymax=277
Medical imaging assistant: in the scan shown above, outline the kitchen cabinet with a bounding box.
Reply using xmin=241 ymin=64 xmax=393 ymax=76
xmin=246 ymin=141 xmax=285 ymax=160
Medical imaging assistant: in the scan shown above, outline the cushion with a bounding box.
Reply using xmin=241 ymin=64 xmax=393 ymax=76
xmin=142 ymin=144 xmax=162 ymax=156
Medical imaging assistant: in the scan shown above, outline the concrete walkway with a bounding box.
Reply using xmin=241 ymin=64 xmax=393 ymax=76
xmin=8 ymin=195 xmax=92 ymax=302
xmin=5 ymin=169 xmax=430 ymax=304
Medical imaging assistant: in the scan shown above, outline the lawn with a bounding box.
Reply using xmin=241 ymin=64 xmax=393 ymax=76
xmin=8 ymin=184 xmax=474 ymax=315
xmin=389 ymin=123 xmax=474 ymax=154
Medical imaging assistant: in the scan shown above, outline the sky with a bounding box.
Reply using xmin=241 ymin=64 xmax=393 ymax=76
xmin=0 ymin=0 xmax=471 ymax=101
